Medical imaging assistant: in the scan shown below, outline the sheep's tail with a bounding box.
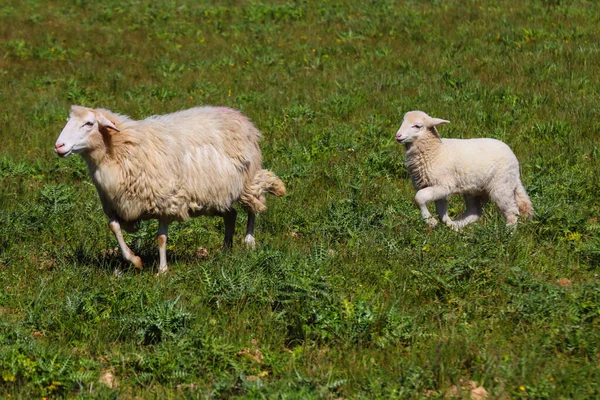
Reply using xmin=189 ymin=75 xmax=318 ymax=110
xmin=515 ymin=181 xmax=533 ymax=219
xmin=240 ymin=169 xmax=286 ymax=213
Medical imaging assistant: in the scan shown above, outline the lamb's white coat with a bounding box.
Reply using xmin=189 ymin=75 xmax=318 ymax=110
xmin=395 ymin=110 xmax=532 ymax=229
xmin=55 ymin=105 xmax=285 ymax=275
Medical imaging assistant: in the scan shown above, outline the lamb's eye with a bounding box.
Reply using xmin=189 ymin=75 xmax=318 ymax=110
xmin=83 ymin=121 xmax=94 ymax=127
xmin=413 ymin=124 xmax=422 ymax=129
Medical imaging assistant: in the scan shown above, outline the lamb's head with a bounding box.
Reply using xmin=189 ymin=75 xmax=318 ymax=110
xmin=395 ymin=111 xmax=449 ymax=144
xmin=54 ymin=105 xmax=120 ymax=157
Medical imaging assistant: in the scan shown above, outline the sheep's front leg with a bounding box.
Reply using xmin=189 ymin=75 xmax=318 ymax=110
xmin=222 ymin=209 xmax=237 ymax=249
xmin=109 ymin=219 xmax=142 ymax=273
xmin=244 ymin=211 xmax=256 ymax=249
xmin=415 ymin=186 xmax=450 ymax=228
xmin=156 ymin=221 xmax=169 ymax=276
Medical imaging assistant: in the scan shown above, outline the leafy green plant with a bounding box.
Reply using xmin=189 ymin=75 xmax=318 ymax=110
xmin=120 ymin=296 xmax=191 ymax=345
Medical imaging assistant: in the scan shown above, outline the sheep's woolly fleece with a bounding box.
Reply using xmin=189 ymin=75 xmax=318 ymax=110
xmin=66 ymin=105 xmax=283 ymax=224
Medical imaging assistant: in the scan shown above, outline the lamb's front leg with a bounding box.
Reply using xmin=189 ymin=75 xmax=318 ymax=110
xmin=415 ymin=186 xmax=451 ymax=228
xmin=434 ymin=199 xmax=454 ymax=227
xmin=156 ymin=221 xmax=169 ymax=276
xmin=109 ymin=218 xmax=142 ymax=273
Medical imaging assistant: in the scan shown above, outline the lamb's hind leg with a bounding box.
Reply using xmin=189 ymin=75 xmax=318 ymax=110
xmin=490 ymin=188 xmax=519 ymax=226
xmin=156 ymin=221 xmax=169 ymax=276
xmin=222 ymin=208 xmax=237 ymax=249
xmin=452 ymin=195 xmax=483 ymax=230
xmin=244 ymin=211 xmax=256 ymax=249
xmin=109 ymin=218 xmax=142 ymax=275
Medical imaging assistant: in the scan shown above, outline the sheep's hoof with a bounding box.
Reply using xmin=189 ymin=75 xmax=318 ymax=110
xmin=113 ymin=268 xmax=123 ymax=278
xmin=244 ymin=235 xmax=256 ymax=249
xmin=425 ymin=217 xmax=438 ymax=228
xmin=156 ymin=264 xmax=168 ymax=276
xmin=132 ymin=256 xmax=143 ymax=270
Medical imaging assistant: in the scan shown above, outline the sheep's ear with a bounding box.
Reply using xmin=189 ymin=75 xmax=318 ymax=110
xmin=428 ymin=117 xmax=450 ymax=127
xmin=97 ymin=114 xmax=120 ymax=134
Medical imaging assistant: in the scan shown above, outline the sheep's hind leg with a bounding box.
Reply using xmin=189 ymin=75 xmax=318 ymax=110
xmin=452 ymin=195 xmax=483 ymax=230
xmin=222 ymin=208 xmax=237 ymax=249
xmin=244 ymin=211 xmax=256 ymax=249
xmin=415 ymin=186 xmax=450 ymax=228
xmin=156 ymin=221 xmax=169 ymax=276
xmin=109 ymin=219 xmax=142 ymax=275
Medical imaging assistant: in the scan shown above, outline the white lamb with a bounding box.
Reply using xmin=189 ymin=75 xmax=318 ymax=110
xmin=395 ymin=110 xmax=533 ymax=230
xmin=55 ymin=105 xmax=286 ymax=275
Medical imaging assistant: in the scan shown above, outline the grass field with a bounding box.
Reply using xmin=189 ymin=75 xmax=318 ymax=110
xmin=1 ymin=0 xmax=600 ymax=398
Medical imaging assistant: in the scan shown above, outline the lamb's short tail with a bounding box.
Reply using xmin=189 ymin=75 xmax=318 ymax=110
xmin=515 ymin=181 xmax=533 ymax=219
xmin=240 ymin=169 xmax=286 ymax=213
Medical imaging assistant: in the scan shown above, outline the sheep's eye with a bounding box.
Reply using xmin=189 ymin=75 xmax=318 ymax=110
xmin=413 ymin=124 xmax=422 ymax=129
xmin=83 ymin=121 xmax=94 ymax=127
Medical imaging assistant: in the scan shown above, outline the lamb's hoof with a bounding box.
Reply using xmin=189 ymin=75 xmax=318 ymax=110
xmin=244 ymin=235 xmax=256 ymax=249
xmin=425 ymin=217 xmax=438 ymax=228
xmin=113 ymin=268 xmax=123 ymax=278
xmin=156 ymin=265 xmax=168 ymax=277
xmin=447 ymin=222 xmax=462 ymax=232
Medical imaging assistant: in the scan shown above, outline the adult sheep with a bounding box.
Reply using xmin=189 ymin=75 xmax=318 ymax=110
xmin=55 ymin=105 xmax=286 ymax=275
xmin=395 ymin=110 xmax=532 ymax=230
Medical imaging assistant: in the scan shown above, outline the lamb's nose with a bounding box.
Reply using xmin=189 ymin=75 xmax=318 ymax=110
xmin=54 ymin=143 xmax=65 ymax=156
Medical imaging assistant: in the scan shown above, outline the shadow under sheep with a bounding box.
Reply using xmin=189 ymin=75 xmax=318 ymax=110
xmin=64 ymin=243 xmax=212 ymax=275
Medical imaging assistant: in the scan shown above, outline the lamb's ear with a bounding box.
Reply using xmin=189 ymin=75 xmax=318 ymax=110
xmin=424 ymin=116 xmax=449 ymax=138
xmin=97 ymin=114 xmax=120 ymax=134
xmin=427 ymin=117 xmax=450 ymax=127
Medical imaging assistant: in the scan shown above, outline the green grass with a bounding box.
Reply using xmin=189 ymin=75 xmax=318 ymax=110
xmin=1 ymin=0 xmax=599 ymax=398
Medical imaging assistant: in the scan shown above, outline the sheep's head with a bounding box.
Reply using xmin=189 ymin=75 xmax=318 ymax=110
xmin=395 ymin=111 xmax=449 ymax=144
xmin=54 ymin=105 xmax=120 ymax=157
